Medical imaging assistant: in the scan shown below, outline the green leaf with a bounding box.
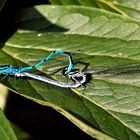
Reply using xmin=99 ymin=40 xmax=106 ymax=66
xmin=0 ymin=108 xmax=17 ymax=140
xmin=1 ymin=5 xmax=140 ymax=140
xmin=49 ymin=0 xmax=140 ymax=20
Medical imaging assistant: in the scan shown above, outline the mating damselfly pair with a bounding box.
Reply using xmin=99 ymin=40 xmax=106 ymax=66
xmin=0 ymin=50 xmax=91 ymax=88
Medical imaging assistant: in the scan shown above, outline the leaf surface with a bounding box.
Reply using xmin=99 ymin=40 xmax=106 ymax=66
xmin=49 ymin=0 xmax=140 ymax=19
xmin=0 ymin=5 xmax=140 ymax=140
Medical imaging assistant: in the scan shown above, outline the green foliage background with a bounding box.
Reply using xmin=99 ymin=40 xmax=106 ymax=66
xmin=1 ymin=0 xmax=140 ymax=140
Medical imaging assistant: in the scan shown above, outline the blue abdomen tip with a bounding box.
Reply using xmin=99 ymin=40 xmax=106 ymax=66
xmin=55 ymin=50 xmax=63 ymax=53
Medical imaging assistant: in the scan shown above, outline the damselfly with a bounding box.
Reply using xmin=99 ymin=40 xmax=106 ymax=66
xmin=0 ymin=50 xmax=91 ymax=88
xmin=14 ymin=66 xmax=91 ymax=88
xmin=16 ymin=71 xmax=87 ymax=88
xmin=0 ymin=50 xmax=73 ymax=80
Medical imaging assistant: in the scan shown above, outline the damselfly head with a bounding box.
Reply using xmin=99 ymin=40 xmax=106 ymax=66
xmin=61 ymin=66 xmax=92 ymax=86
xmin=82 ymin=73 xmax=92 ymax=85
xmin=70 ymin=70 xmax=92 ymax=86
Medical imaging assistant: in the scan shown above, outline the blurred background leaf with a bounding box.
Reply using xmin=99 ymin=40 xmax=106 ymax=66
xmin=0 ymin=0 xmax=7 ymax=12
xmin=0 ymin=84 xmax=8 ymax=110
